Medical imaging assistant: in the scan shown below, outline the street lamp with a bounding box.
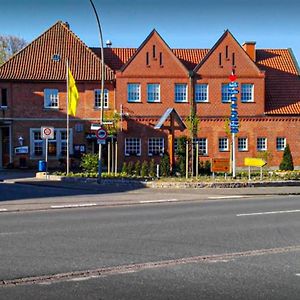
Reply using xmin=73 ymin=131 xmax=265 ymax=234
xmin=89 ymin=0 xmax=105 ymax=183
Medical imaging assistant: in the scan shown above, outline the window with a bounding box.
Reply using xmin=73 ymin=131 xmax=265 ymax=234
xmin=221 ymin=84 xmax=230 ymax=103
xmin=175 ymin=84 xmax=187 ymax=102
xmin=219 ymin=138 xmax=229 ymax=151
xmin=30 ymin=128 xmax=72 ymax=158
xmin=44 ymin=89 xmax=59 ymax=108
xmin=257 ymin=137 xmax=267 ymax=151
xmin=238 ymin=137 xmax=248 ymax=151
xmin=95 ymin=89 xmax=109 ymax=108
xmin=0 ymin=88 xmax=7 ymax=107
xmin=147 ymin=84 xmax=160 ymax=102
xmin=276 ymin=137 xmax=286 ymax=151
xmin=125 ymin=138 xmax=141 ymax=156
xmin=241 ymin=84 xmax=254 ymax=102
xmin=195 ymin=84 xmax=208 ymax=102
xmin=127 ymin=84 xmax=141 ymax=102
xmin=159 ymin=52 xmax=163 ymax=66
xmin=193 ymin=138 xmax=208 ymax=155
xmin=153 ymin=45 xmax=156 ymax=58
xmin=148 ymin=138 xmax=164 ymax=156
xmin=146 ymin=52 xmax=149 ymax=65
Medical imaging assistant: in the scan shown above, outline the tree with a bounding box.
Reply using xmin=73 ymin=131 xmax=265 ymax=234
xmin=160 ymin=153 xmax=171 ymax=177
xmin=279 ymin=144 xmax=294 ymax=171
xmin=0 ymin=35 xmax=27 ymax=65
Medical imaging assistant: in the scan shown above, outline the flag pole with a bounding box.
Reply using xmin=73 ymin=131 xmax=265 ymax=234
xmin=66 ymin=59 xmax=70 ymax=175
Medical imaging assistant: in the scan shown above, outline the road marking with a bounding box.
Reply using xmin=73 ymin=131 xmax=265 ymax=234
xmin=1 ymin=245 xmax=299 ymax=287
xmin=139 ymin=199 xmax=178 ymax=204
xmin=0 ymin=209 xmax=7 ymax=212
xmin=237 ymin=209 xmax=300 ymax=217
xmin=50 ymin=203 xmax=97 ymax=209
xmin=209 ymin=196 xmax=250 ymax=199
xmin=296 ymin=274 xmax=300 ymax=277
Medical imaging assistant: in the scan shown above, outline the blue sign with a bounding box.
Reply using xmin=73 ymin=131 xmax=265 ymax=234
xmin=230 ymin=127 xmax=239 ymax=134
xmin=229 ymin=89 xmax=239 ymax=94
xmin=231 ymin=103 xmax=238 ymax=109
xmin=229 ymin=82 xmax=239 ymax=88
xmin=231 ymin=96 xmax=238 ymax=101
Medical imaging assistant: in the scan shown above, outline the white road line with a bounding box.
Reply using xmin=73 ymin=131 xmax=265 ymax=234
xmin=0 ymin=209 xmax=8 ymax=212
xmin=209 ymin=196 xmax=250 ymax=199
xmin=50 ymin=203 xmax=97 ymax=209
xmin=296 ymin=274 xmax=300 ymax=277
xmin=237 ymin=209 xmax=300 ymax=217
xmin=139 ymin=199 xmax=178 ymax=204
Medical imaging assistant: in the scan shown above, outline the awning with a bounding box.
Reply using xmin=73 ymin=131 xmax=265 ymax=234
xmin=154 ymin=108 xmax=186 ymax=130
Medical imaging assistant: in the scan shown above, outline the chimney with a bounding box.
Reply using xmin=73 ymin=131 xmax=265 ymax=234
xmin=243 ymin=41 xmax=256 ymax=62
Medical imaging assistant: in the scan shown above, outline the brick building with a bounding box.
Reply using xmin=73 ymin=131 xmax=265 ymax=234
xmin=0 ymin=21 xmax=300 ymax=170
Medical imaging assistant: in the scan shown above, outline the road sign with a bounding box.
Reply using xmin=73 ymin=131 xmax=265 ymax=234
xmin=96 ymin=127 xmax=107 ymax=140
xmin=229 ymin=74 xmax=237 ymax=82
xmin=41 ymin=127 xmax=54 ymax=139
xmin=229 ymin=82 xmax=239 ymax=88
xmin=244 ymin=157 xmax=267 ymax=167
xmin=211 ymin=158 xmax=230 ymax=173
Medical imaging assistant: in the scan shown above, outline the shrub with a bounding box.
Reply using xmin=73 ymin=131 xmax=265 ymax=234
xmin=141 ymin=161 xmax=148 ymax=178
xmin=127 ymin=161 xmax=134 ymax=176
xmin=149 ymin=159 xmax=156 ymax=177
xmin=134 ymin=160 xmax=141 ymax=176
xmin=80 ymin=153 xmax=98 ymax=173
xmin=175 ymin=136 xmax=187 ymax=177
xmin=279 ymin=144 xmax=294 ymax=171
xmin=121 ymin=162 xmax=128 ymax=174
xmin=160 ymin=153 xmax=170 ymax=177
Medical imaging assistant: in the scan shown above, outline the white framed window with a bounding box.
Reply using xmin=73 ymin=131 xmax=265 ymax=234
xmin=127 ymin=83 xmax=141 ymax=102
xmin=125 ymin=138 xmax=141 ymax=156
xmin=221 ymin=84 xmax=230 ymax=103
xmin=30 ymin=128 xmax=72 ymax=158
xmin=44 ymin=89 xmax=59 ymax=108
xmin=238 ymin=137 xmax=248 ymax=151
xmin=147 ymin=83 xmax=160 ymax=102
xmin=219 ymin=138 xmax=229 ymax=151
xmin=148 ymin=137 xmax=164 ymax=156
xmin=95 ymin=89 xmax=109 ymax=108
xmin=257 ymin=137 xmax=267 ymax=151
xmin=195 ymin=84 xmax=208 ymax=102
xmin=193 ymin=138 xmax=208 ymax=155
xmin=276 ymin=137 xmax=286 ymax=151
xmin=175 ymin=84 xmax=188 ymax=102
xmin=241 ymin=84 xmax=254 ymax=102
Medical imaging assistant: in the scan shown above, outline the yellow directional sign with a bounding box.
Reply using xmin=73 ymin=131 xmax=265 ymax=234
xmin=244 ymin=157 xmax=267 ymax=167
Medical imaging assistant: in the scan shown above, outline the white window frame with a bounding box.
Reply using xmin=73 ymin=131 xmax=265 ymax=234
xmin=127 ymin=83 xmax=141 ymax=103
xmin=94 ymin=89 xmax=109 ymax=108
xmin=238 ymin=137 xmax=248 ymax=151
xmin=147 ymin=83 xmax=160 ymax=102
xmin=195 ymin=84 xmax=209 ymax=103
xmin=241 ymin=84 xmax=254 ymax=102
xmin=30 ymin=128 xmax=73 ymax=159
xmin=175 ymin=84 xmax=188 ymax=103
xmin=125 ymin=138 xmax=141 ymax=156
xmin=148 ymin=137 xmax=164 ymax=156
xmin=221 ymin=84 xmax=230 ymax=103
xmin=219 ymin=137 xmax=229 ymax=152
xmin=44 ymin=89 xmax=59 ymax=108
xmin=276 ymin=137 xmax=286 ymax=151
xmin=257 ymin=137 xmax=267 ymax=151
xmin=193 ymin=138 xmax=208 ymax=155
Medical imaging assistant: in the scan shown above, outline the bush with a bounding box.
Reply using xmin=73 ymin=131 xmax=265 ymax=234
xmin=175 ymin=136 xmax=187 ymax=177
xmin=160 ymin=153 xmax=170 ymax=177
xmin=80 ymin=153 xmax=98 ymax=173
xmin=127 ymin=161 xmax=134 ymax=176
xmin=121 ymin=162 xmax=128 ymax=174
xmin=279 ymin=144 xmax=294 ymax=171
xmin=134 ymin=160 xmax=141 ymax=176
xmin=141 ymin=161 xmax=148 ymax=178
xmin=149 ymin=159 xmax=156 ymax=177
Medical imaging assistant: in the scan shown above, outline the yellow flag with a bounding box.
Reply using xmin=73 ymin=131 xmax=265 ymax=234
xmin=68 ymin=68 xmax=79 ymax=116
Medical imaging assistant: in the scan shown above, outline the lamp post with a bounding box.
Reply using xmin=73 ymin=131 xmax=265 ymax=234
xmin=89 ymin=0 xmax=105 ymax=183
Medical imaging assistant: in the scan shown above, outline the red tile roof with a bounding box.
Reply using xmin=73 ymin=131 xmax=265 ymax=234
xmin=0 ymin=21 xmax=115 ymax=81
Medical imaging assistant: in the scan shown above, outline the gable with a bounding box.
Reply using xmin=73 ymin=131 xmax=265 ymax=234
xmin=0 ymin=21 xmax=114 ymax=81
xmin=195 ymin=30 xmax=262 ymax=77
xmin=120 ymin=30 xmax=189 ymax=77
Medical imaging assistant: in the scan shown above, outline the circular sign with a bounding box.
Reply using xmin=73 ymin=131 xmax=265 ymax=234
xmin=96 ymin=127 xmax=107 ymax=140
xmin=43 ymin=128 xmax=52 ymax=136
xmin=41 ymin=126 xmax=54 ymax=139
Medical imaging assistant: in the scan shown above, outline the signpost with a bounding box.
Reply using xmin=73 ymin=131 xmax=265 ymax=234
xmin=96 ymin=126 xmax=107 ymax=145
xmin=244 ymin=157 xmax=267 ymax=180
xmin=41 ymin=127 xmax=54 ymax=178
xmin=228 ymin=72 xmax=239 ymax=178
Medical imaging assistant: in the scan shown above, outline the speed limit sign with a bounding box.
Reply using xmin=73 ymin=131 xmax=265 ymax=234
xmin=96 ymin=127 xmax=107 ymax=140
xmin=41 ymin=126 xmax=54 ymax=139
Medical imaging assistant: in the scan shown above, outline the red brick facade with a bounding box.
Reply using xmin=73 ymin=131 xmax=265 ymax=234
xmin=0 ymin=21 xmax=300 ymax=170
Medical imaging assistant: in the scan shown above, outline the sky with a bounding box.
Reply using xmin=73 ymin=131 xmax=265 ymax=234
xmin=1 ymin=0 xmax=299 ymax=64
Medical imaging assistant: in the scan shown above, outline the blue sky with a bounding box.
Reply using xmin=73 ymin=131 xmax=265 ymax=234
xmin=1 ymin=0 xmax=299 ymax=64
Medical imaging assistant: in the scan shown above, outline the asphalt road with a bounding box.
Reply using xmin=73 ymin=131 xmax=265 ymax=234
xmin=0 ymin=185 xmax=299 ymax=299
